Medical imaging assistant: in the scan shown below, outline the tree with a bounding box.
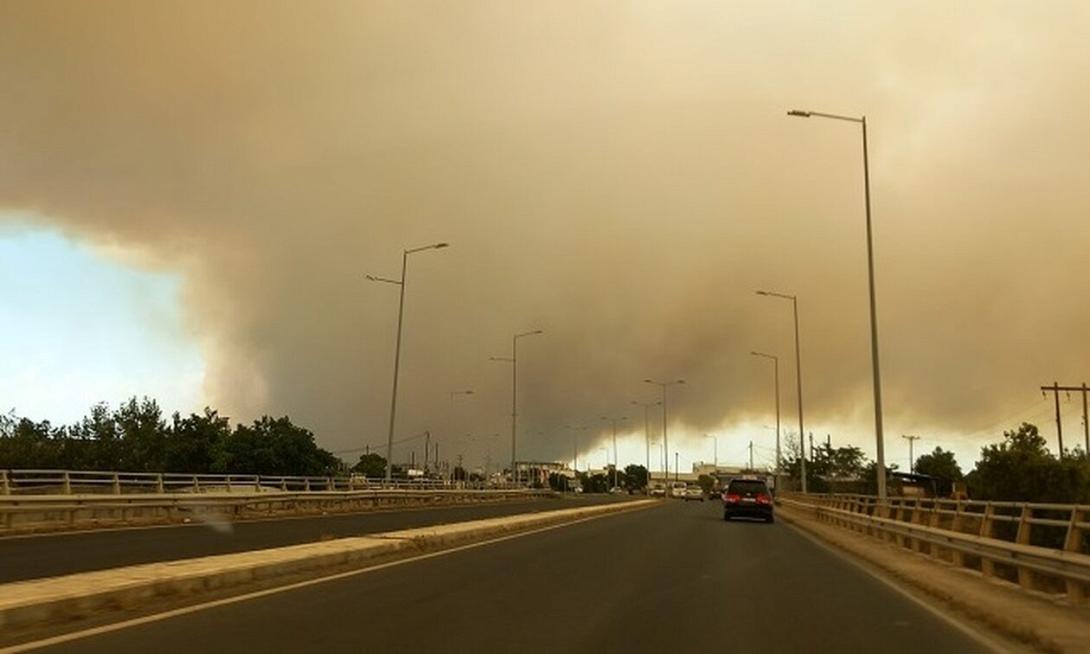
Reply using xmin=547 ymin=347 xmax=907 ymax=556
xmin=696 ymin=474 xmax=715 ymax=494
xmin=577 ymin=471 xmax=609 ymax=493
xmin=351 ymin=452 xmax=387 ymax=478
xmin=913 ymin=447 xmax=963 ymax=480
xmin=967 ymin=423 xmax=1090 ymax=503
xmin=221 ymin=416 xmax=339 ymax=476
xmin=114 ymin=397 xmax=168 ymax=471
xmin=623 ymin=464 xmax=648 ymax=491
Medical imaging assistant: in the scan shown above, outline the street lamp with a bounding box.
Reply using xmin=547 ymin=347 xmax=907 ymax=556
xmin=600 ymin=416 xmax=627 ymax=490
xmin=643 ymin=379 xmax=685 ymax=482
xmin=366 ymin=242 xmax=449 ymax=481
xmin=704 ymin=434 xmax=719 ymax=469
xmin=491 ymin=329 xmax=544 ymax=486
xmin=750 ymin=351 xmax=782 ymax=473
xmin=564 ymin=424 xmax=589 ymax=473
xmin=788 ymin=107 xmax=887 ymax=499
xmin=755 ymin=290 xmax=806 ymax=493
xmin=631 ymin=400 xmax=661 ymax=492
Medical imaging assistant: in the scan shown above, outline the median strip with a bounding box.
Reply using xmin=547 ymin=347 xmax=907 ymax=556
xmin=0 ymin=499 xmax=655 ymax=633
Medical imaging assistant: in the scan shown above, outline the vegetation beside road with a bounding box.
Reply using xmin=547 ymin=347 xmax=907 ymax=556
xmin=3 ymin=397 xmax=1089 ymax=503
xmin=0 ymin=397 xmax=340 ymax=476
xmin=782 ymin=422 xmax=1090 ymax=503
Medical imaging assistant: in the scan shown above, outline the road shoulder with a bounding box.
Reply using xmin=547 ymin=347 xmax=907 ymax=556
xmin=778 ymin=504 xmax=1090 ymax=653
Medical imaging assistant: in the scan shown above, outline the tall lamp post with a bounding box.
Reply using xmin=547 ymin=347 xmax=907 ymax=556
xmin=631 ymin=400 xmax=661 ymax=492
xmin=491 ymin=329 xmax=544 ymax=486
xmin=564 ymin=424 xmax=589 ymax=473
xmin=750 ymin=351 xmax=782 ymax=473
xmin=600 ymin=416 xmax=627 ymax=490
xmin=755 ymin=290 xmax=806 ymax=493
xmin=366 ymin=242 xmax=449 ymax=481
xmin=787 ymin=107 xmax=887 ymax=499
xmin=705 ymin=434 xmax=719 ymax=469
xmin=643 ymin=379 xmax=685 ymax=484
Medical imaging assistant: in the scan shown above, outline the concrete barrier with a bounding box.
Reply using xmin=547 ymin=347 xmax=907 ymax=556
xmin=0 ymin=488 xmax=556 ymax=535
xmin=0 ymin=499 xmax=655 ymax=632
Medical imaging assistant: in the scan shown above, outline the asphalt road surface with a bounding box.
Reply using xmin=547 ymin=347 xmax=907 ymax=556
xmin=29 ymin=500 xmax=993 ymax=653
xmin=0 ymin=495 xmax=624 ymax=583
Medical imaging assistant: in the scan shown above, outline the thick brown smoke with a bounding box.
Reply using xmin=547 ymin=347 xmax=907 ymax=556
xmin=2 ymin=1 xmax=1089 ymax=468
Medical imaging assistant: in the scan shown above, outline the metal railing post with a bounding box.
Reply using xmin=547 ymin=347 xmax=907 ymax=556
xmin=1014 ymin=505 xmax=1035 ymax=589
xmin=979 ymin=503 xmax=996 ymax=578
xmin=111 ymin=473 xmax=121 ymax=495
xmin=62 ymin=471 xmax=71 ymax=495
xmin=950 ymin=500 xmax=966 ymax=567
xmin=1063 ymin=509 xmax=1086 ymax=604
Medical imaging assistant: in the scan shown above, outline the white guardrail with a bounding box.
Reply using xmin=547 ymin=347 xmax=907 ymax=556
xmin=0 ymin=469 xmax=521 ymax=495
xmin=781 ymin=493 xmax=1090 ymax=605
xmin=0 ymin=469 xmax=546 ymax=533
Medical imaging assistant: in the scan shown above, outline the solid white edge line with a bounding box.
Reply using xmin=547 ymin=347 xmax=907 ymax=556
xmin=0 ymin=503 xmax=654 ymax=653
xmin=780 ymin=518 xmax=1022 ymax=654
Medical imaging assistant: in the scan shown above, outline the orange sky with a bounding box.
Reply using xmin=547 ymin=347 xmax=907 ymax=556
xmin=2 ymin=1 xmax=1089 ymax=468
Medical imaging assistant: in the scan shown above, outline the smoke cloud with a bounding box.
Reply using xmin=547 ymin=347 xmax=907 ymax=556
xmin=2 ymin=1 xmax=1089 ymax=468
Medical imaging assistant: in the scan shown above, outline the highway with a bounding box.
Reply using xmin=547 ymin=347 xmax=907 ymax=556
xmin=26 ymin=500 xmax=993 ymax=653
xmin=0 ymin=495 xmax=623 ymax=583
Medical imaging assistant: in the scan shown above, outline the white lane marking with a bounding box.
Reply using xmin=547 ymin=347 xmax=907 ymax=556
xmin=781 ymin=520 xmax=1023 ymax=653
xmin=0 ymin=503 xmax=655 ymax=653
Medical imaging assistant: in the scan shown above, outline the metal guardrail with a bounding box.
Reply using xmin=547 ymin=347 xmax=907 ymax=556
xmin=0 ymin=469 xmax=523 ymax=495
xmin=781 ymin=493 xmax=1090 ymax=605
xmin=0 ymin=487 xmax=553 ymax=532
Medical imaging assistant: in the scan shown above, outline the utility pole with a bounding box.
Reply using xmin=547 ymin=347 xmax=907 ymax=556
xmin=748 ymin=441 xmax=754 ymax=471
xmin=1040 ymin=381 xmax=1077 ymax=459
xmin=808 ymin=433 xmax=814 ymax=464
xmin=902 ymin=435 xmax=920 ymax=473
xmin=674 ymin=452 xmax=679 ymax=482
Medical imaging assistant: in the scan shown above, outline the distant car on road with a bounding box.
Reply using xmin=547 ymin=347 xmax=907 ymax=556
xmin=683 ymin=486 xmax=705 ymax=502
xmin=609 ymin=486 xmax=627 ymax=495
xmin=669 ymin=482 xmax=687 ymax=499
xmin=723 ymin=477 xmax=774 ymax=523
xmin=649 ymin=483 xmax=666 ymax=497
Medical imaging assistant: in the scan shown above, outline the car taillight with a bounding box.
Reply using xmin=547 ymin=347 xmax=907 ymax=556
xmin=725 ymin=493 xmax=741 ymax=504
xmin=756 ymin=493 xmax=771 ymax=505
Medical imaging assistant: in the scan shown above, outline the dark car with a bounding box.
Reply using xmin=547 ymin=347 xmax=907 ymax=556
xmin=722 ymin=477 xmax=774 ymax=523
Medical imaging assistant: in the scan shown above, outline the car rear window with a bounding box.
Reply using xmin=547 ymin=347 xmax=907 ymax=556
xmin=727 ymin=480 xmax=768 ymax=495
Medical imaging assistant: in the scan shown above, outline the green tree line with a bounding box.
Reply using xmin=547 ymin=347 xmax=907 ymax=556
xmin=780 ymin=423 xmax=1090 ymax=503
xmin=0 ymin=397 xmax=341 ymax=476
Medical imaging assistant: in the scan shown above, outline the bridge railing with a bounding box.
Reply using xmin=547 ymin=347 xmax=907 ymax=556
xmin=0 ymin=469 xmax=522 ymax=495
xmin=0 ymin=486 xmax=552 ymax=533
xmin=780 ymin=492 xmax=1090 ymax=605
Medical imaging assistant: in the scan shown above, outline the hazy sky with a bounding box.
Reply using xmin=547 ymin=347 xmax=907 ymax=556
xmin=2 ymin=1 xmax=1089 ymax=472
